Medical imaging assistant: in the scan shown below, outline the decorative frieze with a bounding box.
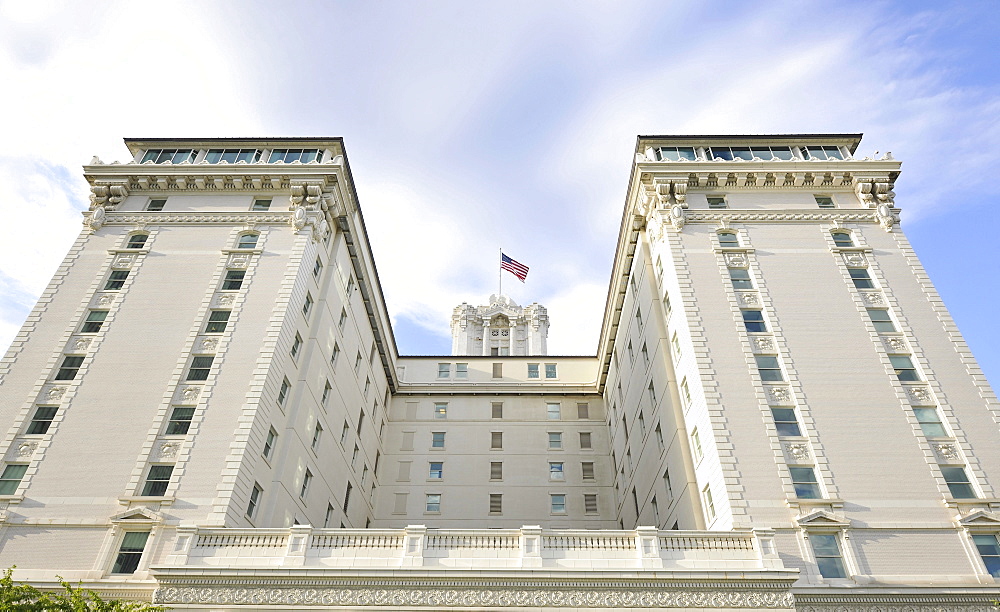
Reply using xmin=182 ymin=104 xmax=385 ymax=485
xmin=738 ymin=292 xmax=761 ymax=307
xmin=153 ymin=584 xmax=795 ymax=609
xmin=45 ymin=386 xmax=67 ymax=402
xmin=933 ymin=443 xmax=962 ymax=462
xmin=227 ymin=253 xmax=252 ymax=269
xmin=905 ymin=386 xmax=934 ymax=405
xmin=725 ymin=253 xmax=749 ymax=268
xmin=881 ymin=336 xmax=908 ymax=353
xmin=841 ymin=251 xmax=868 ymax=267
xmin=111 ymin=254 xmax=136 ymax=269
xmin=860 ymin=291 xmax=885 ymax=306
xmin=751 ymin=336 xmax=775 ymax=353
xmin=766 ymin=387 xmax=792 ymax=405
xmin=784 ymin=443 xmax=810 ymax=462
xmin=177 ymin=386 xmax=201 ymax=403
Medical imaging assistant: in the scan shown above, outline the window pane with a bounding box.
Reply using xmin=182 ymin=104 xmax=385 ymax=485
xmin=710 ymin=147 xmax=734 ymax=161
xmin=816 ymin=555 xmax=847 ymax=578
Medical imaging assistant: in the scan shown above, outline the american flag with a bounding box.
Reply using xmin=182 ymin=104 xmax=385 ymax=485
xmin=500 ymin=253 xmax=529 ymax=282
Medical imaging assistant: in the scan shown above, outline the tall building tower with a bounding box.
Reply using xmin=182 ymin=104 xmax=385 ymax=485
xmin=451 ymin=294 xmax=549 ymax=355
xmin=0 ymin=135 xmax=996 ymax=610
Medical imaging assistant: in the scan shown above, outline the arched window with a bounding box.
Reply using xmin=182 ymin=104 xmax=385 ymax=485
xmin=236 ymin=233 xmax=259 ymax=249
xmin=125 ymin=234 xmax=148 ymax=249
xmin=718 ymin=231 xmax=739 ymax=248
xmin=831 ymin=231 xmax=853 ymax=248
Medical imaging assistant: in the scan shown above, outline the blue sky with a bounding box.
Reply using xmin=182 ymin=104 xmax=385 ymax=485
xmin=0 ymin=0 xmax=997 ymax=387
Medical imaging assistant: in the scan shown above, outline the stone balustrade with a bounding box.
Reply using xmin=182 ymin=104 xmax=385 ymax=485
xmin=159 ymin=525 xmax=784 ymax=571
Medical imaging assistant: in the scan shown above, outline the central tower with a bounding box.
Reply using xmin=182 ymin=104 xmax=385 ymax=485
xmin=451 ymin=294 xmax=548 ymax=355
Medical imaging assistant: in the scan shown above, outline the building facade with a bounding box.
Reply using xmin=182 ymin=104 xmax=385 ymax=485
xmin=0 ymin=136 xmax=997 ymax=610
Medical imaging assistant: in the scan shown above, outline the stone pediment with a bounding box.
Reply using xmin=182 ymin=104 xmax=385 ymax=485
xmin=110 ymin=507 xmax=163 ymax=524
xmin=796 ymin=510 xmax=851 ymax=528
xmin=958 ymin=510 xmax=1000 ymax=527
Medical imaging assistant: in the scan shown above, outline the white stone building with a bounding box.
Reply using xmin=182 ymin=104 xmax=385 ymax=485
xmin=451 ymin=294 xmax=549 ymax=356
xmin=0 ymin=135 xmax=997 ymax=610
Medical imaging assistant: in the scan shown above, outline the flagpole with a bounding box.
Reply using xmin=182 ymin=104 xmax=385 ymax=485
xmin=498 ymin=247 xmax=502 ymax=297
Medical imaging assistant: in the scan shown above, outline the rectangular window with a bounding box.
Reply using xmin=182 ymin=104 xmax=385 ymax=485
xmin=277 ymin=377 xmax=290 ymax=405
xmin=251 ymin=198 xmax=271 ymax=211
xmin=941 ymin=466 xmax=976 ymax=498
xmin=343 ymin=482 xmax=352 ymax=512
xmin=527 ymin=363 xmax=539 ymax=379
xmin=363 ymin=378 xmax=371 ymax=398
xmin=104 ymin=270 xmax=129 ymax=291
xmin=867 ymin=308 xmax=896 ymax=332
xmin=628 ymin=340 xmax=634 ymax=362
xmin=321 ymin=381 xmax=331 ymax=406
xmin=237 ymin=233 xmax=259 ymax=249
xmin=302 ymin=293 xmax=313 ymax=317
xmin=545 ymin=364 xmax=557 ymax=379
xmin=313 ymin=257 xmax=323 ymax=279
xmin=490 ymin=461 xmax=503 ymax=480
xmin=222 ymin=270 xmax=245 ymax=290
xmin=771 ymin=408 xmax=801 ymax=436
xmin=354 ymin=352 xmax=362 ymax=372
xmin=26 ymin=406 xmax=58 ymax=435
xmin=681 ymin=378 xmax=692 ymax=406
xmin=345 ymin=276 xmax=355 ymax=297
xmin=142 ymin=148 xmax=196 ymax=164
xmin=549 ymin=462 xmax=564 ymax=480
xmin=913 ymin=407 xmax=947 ymax=437
xmin=490 ymin=493 xmax=502 ymax=514
xmin=582 ymin=462 xmax=595 ymax=480
xmin=324 ymin=503 xmax=335 ymax=527
xmin=268 ymin=148 xmax=322 ymax=164
xmin=247 ymin=483 xmax=262 ymax=518
xmin=548 ymin=432 xmax=563 ymax=449
xmin=655 ymin=146 xmax=697 ymax=161
xmin=641 ymin=343 xmax=649 ymax=367
xmin=338 ymin=308 xmax=347 ymax=328
xmin=205 ymin=310 xmax=231 ymax=333
xmin=707 ymin=196 xmax=727 ymax=209
xmin=742 ymin=309 xmax=767 ymax=332
xmin=663 ymin=294 xmax=672 ymax=317
xmin=729 ymin=268 xmax=753 ymax=289
xmin=429 ymin=462 xmax=443 ymax=479
xmin=311 ymin=422 xmax=323 ymax=450
xmin=141 ymin=465 xmax=173 ymax=496
xmin=166 ymin=407 xmax=195 ymax=435
xmin=690 ymin=427 xmax=703 ymax=462
xmin=491 ymin=402 xmax=503 ymax=419
xmin=111 ymin=531 xmax=150 ymax=574
xmin=889 ymin=355 xmax=920 ymax=381
xmin=577 ymin=403 xmax=589 ymax=419
xmin=291 ymin=333 xmax=302 ymax=358
xmin=756 ymin=355 xmax=784 ymax=381
xmin=342 ymin=421 xmax=350 ymax=443
xmin=434 ymin=402 xmax=448 ymax=419
xmin=81 ymin=310 xmax=108 ymax=333
xmin=431 ymin=432 xmax=445 ymax=448
xmin=972 ymin=534 xmax=1000 ymax=577
xmin=300 ymin=469 xmax=312 ymax=499
xmin=491 ymin=431 xmax=503 ymax=449
xmin=437 ymin=363 xmax=450 ymax=378
xmin=803 ymin=145 xmax=845 ymax=160
xmin=547 ymin=403 xmax=561 ymax=420
xmin=550 ymin=494 xmax=566 ymax=513
xmin=455 ymin=363 xmax=468 ymax=379
xmin=263 ymin=428 xmax=277 ymax=459
xmin=331 ymin=343 xmax=340 ymax=367
xmin=811 ymin=534 xmax=848 ymax=578
xmin=0 ymin=465 xmax=28 ymax=495
xmin=579 ymin=432 xmax=592 ymax=449
xmin=647 ymin=381 xmax=657 ymax=404
xmin=702 ymin=485 xmax=715 ymax=521
xmin=638 ymin=412 xmax=646 ymax=435
xmin=126 ymin=234 xmax=148 ymax=249
xmin=848 ymin=268 xmax=875 ymax=289
xmin=635 ymin=307 xmax=643 ymax=328
xmin=663 ymin=468 xmax=672 ymax=498
xmin=790 ymin=467 xmax=822 ymax=499
xmin=815 ymin=196 xmax=835 ymax=208
xmin=492 ymin=363 xmax=502 ymax=378
xmin=584 ymin=494 xmax=598 ymax=514
xmin=655 ymin=424 xmax=664 ymax=451
xmin=186 ymin=356 xmax=214 ymax=381
xmin=209 ymin=149 xmax=264 ymax=164
xmin=425 ymin=494 xmax=441 ymax=513
xmin=352 ymin=444 xmax=359 ymax=464
xmin=146 ymin=198 xmax=167 ymax=211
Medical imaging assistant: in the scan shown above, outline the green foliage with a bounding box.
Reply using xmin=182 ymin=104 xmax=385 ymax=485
xmin=0 ymin=567 xmax=166 ymax=611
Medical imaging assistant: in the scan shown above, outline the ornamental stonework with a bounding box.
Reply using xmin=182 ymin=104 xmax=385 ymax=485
xmin=841 ymin=252 xmax=868 ymax=267
xmin=752 ymin=337 xmax=775 ymax=353
xmin=724 ymin=253 xmax=748 ymax=268
xmin=861 ymin=291 xmax=884 ymax=306
xmin=906 ymin=387 xmax=934 ymax=405
xmin=767 ymin=387 xmax=792 ymax=404
xmin=153 ymin=585 xmax=795 ymax=609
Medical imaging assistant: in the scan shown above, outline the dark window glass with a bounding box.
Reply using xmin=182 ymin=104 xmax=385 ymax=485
xmin=55 ymin=356 xmax=84 ymax=380
xmin=811 ymin=534 xmax=847 ymax=578
xmin=832 ymin=232 xmax=853 ymax=247
xmin=789 ymin=467 xmax=821 ymax=498
xmin=111 ymin=531 xmax=149 ymax=574
xmin=126 ymin=234 xmax=148 ymax=249
xmin=166 ymin=407 xmax=195 ymax=435
xmin=186 ymin=356 xmax=214 ymax=381
xmin=0 ymin=465 xmax=28 ymax=495
xmin=849 ymin=268 xmax=875 ymax=289
xmin=205 ymin=310 xmax=231 ymax=333
xmin=26 ymin=406 xmax=58 ymax=435
xmin=222 ymin=271 xmax=245 ymax=290
xmin=141 ymin=465 xmax=173 ymax=496
xmin=742 ymin=310 xmax=767 ymax=332
xmin=104 ymin=270 xmax=129 ymax=291
xmin=81 ymin=310 xmax=108 ymax=333
xmin=771 ymin=408 xmax=801 ymax=436
xmin=941 ymin=466 xmax=976 ymax=498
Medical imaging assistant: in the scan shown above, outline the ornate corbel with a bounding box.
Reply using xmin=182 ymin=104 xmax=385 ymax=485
xmin=305 ymin=184 xmax=323 ymax=209
xmin=855 ymin=181 xmax=876 ymax=207
xmin=89 ymin=185 xmax=108 ymax=210
xmin=875 ymin=203 xmax=897 ymax=232
xmin=672 ymin=180 xmax=687 ymax=206
xmin=289 ymin=184 xmax=305 ymax=209
xmin=873 ymin=179 xmax=895 ymax=206
xmin=668 ymin=204 xmax=686 ymax=231
xmin=84 ymin=206 xmax=107 ymax=232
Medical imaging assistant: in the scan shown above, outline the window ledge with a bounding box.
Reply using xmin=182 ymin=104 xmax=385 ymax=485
xmin=831 ymin=246 xmax=872 ymax=253
xmin=944 ymin=498 xmax=1000 ymax=510
xmin=220 ymin=248 xmax=264 ymax=255
xmin=108 ymin=248 xmax=150 ymax=255
xmin=118 ymin=496 xmax=175 ymax=505
xmin=0 ymin=494 xmax=24 ymax=504
xmin=786 ymin=497 xmax=846 ymax=510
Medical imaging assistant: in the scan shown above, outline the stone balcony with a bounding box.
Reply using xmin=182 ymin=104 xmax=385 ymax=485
xmin=151 ymin=526 xmax=799 ymax=609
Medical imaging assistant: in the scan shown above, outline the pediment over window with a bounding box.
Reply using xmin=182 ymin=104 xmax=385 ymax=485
xmin=958 ymin=510 xmax=1000 ymax=527
xmin=796 ymin=509 xmax=851 ymax=528
xmin=110 ymin=507 xmax=163 ymax=524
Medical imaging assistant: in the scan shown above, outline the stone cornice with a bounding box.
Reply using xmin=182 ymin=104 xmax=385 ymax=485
xmin=680 ymin=210 xmax=889 ymax=224
xmin=87 ymin=211 xmax=294 ymax=225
